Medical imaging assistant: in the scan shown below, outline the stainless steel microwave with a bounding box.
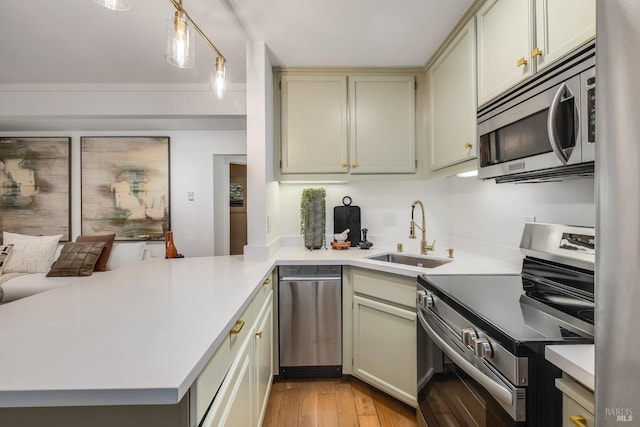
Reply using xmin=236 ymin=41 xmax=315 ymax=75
xmin=477 ymin=42 xmax=595 ymax=183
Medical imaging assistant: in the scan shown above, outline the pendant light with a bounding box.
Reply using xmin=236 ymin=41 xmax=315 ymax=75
xmin=97 ymin=0 xmax=230 ymax=99
xmin=94 ymin=0 xmax=132 ymax=11
xmin=165 ymin=7 xmax=195 ymax=69
xmin=212 ymin=56 xmax=229 ymax=99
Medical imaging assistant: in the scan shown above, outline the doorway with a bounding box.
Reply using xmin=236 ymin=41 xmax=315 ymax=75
xmin=213 ymin=154 xmax=247 ymax=256
xmin=229 ymin=163 xmax=247 ymax=255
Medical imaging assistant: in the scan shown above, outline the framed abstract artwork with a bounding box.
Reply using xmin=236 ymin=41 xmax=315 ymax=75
xmin=0 ymin=137 xmax=71 ymax=240
xmin=81 ymin=136 xmax=170 ymax=241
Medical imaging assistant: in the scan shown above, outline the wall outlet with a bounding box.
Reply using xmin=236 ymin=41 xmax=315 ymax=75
xmin=524 ymin=215 xmax=536 ymax=223
xmin=187 ymin=192 xmax=195 ymax=201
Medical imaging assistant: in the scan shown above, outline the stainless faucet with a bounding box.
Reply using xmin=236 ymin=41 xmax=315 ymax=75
xmin=409 ymin=200 xmax=435 ymax=255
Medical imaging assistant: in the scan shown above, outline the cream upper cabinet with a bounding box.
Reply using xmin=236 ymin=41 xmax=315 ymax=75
xmin=477 ymin=0 xmax=595 ymax=106
xmin=278 ymin=71 xmax=417 ymax=177
xmin=534 ymin=0 xmax=596 ymax=71
xmin=428 ymin=19 xmax=477 ymax=171
xmin=477 ymin=0 xmax=533 ymax=106
xmin=348 ymin=75 xmax=416 ymax=174
xmin=280 ymin=75 xmax=348 ymax=174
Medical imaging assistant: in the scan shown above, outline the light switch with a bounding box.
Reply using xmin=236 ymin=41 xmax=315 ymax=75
xmin=188 ymin=192 xmax=195 ymax=201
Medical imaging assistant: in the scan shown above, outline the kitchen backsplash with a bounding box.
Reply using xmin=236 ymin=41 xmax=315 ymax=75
xmin=278 ymin=175 xmax=595 ymax=263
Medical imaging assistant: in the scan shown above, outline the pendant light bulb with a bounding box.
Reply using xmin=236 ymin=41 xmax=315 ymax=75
xmin=95 ymin=0 xmax=132 ymax=11
xmin=212 ymin=57 xmax=229 ymax=99
xmin=165 ymin=9 xmax=195 ymax=68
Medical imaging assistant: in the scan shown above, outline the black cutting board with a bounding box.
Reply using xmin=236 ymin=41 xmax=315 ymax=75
xmin=334 ymin=199 xmax=361 ymax=247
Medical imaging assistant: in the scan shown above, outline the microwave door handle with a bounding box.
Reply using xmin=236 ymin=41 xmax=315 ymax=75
xmin=547 ymin=83 xmax=578 ymax=164
xmin=417 ymin=309 xmax=514 ymax=408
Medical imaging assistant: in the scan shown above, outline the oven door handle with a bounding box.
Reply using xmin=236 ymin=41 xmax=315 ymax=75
xmin=417 ymin=309 xmax=514 ymax=408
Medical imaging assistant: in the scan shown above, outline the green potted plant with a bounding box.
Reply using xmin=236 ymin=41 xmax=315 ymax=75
xmin=300 ymin=188 xmax=326 ymax=250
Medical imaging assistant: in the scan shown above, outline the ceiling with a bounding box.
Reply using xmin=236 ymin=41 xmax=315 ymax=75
xmin=0 ymin=0 xmax=473 ymax=86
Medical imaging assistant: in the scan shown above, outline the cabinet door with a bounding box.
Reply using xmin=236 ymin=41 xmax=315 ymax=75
xmin=349 ymin=75 xmax=416 ymax=174
xmin=202 ymin=335 xmax=253 ymax=427
xmin=477 ymin=0 xmax=533 ymax=105
xmin=534 ymin=0 xmax=595 ymax=71
xmin=352 ymin=295 xmax=416 ymax=406
xmin=428 ymin=19 xmax=477 ymax=171
xmin=254 ymin=293 xmax=273 ymax=427
xmin=280 ymin=75 xmax=348 ymax=174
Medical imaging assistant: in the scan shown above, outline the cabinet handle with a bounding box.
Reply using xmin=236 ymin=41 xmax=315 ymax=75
xmin=230 ymin=320 xmax=245 ymax=334
xmin=464 ymin=143 xmax=473 ymax=150
xmin=569 ymin=415 xmax=587 ymax=427
xmin=531 ymin=47 xmax=543 ymax=58
xmin=255 ymin=331 xmax=263 ymax=338
xmin=263 ymin=277 xmax=271 ymax=286
xmin=517 ymin=57 xmax=528 ymax=67
xmin=351 ymin=162 xmax=358 ymax=168
xmin=341 ymin=162 xmax=347 ymax=167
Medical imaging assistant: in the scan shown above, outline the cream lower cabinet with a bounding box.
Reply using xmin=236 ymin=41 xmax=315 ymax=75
xmin=427 ymin=18 xmax=477 ymax=172
xmin=198 ymin=273 xmax=274 ymax=427
xmin=555 ymin=375 xmax=595 ymax=427
xmin=350 ymin=268 xmax=417 ymax=407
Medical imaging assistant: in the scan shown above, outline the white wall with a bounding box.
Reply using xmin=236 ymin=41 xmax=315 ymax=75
xmin=278 ymin=175 xmax=595 ymax=265
xmin=0 ymin=130 xmax=246 ymax=257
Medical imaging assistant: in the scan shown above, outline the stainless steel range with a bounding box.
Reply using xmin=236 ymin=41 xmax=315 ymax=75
xmin=416 ymin=223 xmax=594 ymax=427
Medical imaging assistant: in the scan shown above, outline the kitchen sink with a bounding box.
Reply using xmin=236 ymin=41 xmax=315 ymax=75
xmin=366 ymin=253 xmax=452 ymax=268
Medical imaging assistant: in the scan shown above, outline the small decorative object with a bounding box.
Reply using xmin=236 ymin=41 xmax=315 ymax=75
xmin=358 ymin=228 xmax=373 ymax=249
xmin=334 ymin=228 xmax=350 ymax=242
xmin=165 ymin=231 xmax=178 ymax=258
xmin=330 ymin=241 xmax=351 ymax=250
xmin=300 ymin=188 xmax=326 ymax=250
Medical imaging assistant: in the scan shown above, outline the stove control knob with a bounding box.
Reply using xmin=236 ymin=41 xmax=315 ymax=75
xmin=425 ymin=293 xmax=434 ymax=308
xmin=473 ymin=338 xmax=493 ymax=359
xmin=461 ymin=328 xmax=478 ymax=347
xmin=416 ymin=290 xmax=427 ymax=307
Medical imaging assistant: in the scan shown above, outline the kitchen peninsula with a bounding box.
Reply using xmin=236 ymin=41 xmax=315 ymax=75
xmin=0 ymin=246 xmax=517 ymax=426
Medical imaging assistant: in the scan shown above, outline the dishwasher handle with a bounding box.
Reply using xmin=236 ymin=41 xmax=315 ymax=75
xmin=279 ymin=276 xmax=341 ymax=282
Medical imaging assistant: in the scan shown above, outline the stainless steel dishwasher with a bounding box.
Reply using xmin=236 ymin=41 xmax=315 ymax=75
xmin=278 ymin=265 xmax=342 ymax=378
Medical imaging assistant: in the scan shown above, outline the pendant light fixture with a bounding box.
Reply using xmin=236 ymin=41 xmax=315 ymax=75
xmin=96 ymin=0 xmax=229 ymax=99
xmin=212 ymin=56 xmax=229 ymax=99
xmin=165 ymin=6 xmax=195 ymax=68
xmin=94 ymin=0 xmax=132 ymax=11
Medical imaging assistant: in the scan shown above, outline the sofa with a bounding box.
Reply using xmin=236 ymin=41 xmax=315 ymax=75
xmin=0 ymin=233 xmax=151 ymax=304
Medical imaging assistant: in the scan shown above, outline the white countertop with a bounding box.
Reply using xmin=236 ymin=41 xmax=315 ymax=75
xmin=0 ymin=245 xmax=520 ymax=408
xmin=546 ymin=344 xmax=594 ymax=391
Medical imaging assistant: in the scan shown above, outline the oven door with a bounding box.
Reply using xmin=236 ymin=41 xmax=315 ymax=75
xmin=417 ymin=307 xmax=526 ymax=427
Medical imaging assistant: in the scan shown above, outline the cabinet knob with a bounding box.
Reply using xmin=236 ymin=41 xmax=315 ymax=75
xmin=464 ymin=143 xmax=473 ymax=150
xmin=342 ymin=162 xmax=347 ymax=167
xmin=263 ymin=277 xmax=271 ymax=286
xmin=230 ymin=319 xmax=245 ymax=334
xmin=255 ymin=331 xmax=263 ymax=338
xmin=531 ymin=47 xmax=543 ymax=58
xmin=351 ymin=162 xmax=358 ymax=168
xmin=569 ymin=415 xmax=587 ymax=427
xmin=517 ymin=57 xmax=528 ymax=67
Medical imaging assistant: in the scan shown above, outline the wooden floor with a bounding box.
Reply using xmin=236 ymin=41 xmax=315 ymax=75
xmin=262 ymin=377 xmax=417 ymax=427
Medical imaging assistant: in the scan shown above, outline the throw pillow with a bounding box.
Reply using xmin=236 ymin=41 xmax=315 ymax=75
xmin=2 ymin=232 xmax=63 ymax=274
xmin=46 ymin=242 xmax=107 ymax=277
xmin=106 ymin=241 xmax=145 ymax=271
xmin=0 ymin=244 xmax=14 ymax=276
xmin=76 ymin=233 xmax=116 ymax=272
